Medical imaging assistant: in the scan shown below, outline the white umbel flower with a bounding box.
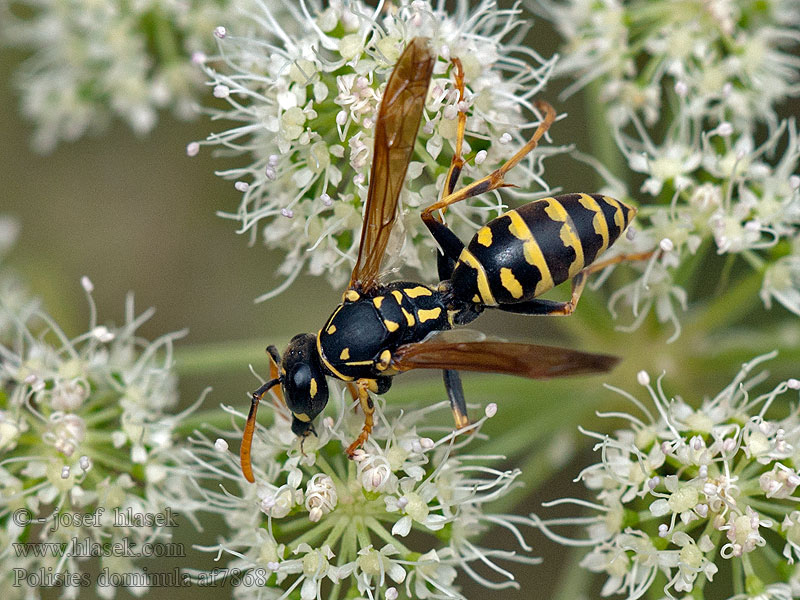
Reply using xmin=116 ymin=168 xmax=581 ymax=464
xmin=0 ymin=280 xmax=202 ymax=599
xmin=532 ymin=352 xmax=800 ymax=599
xmin=194 ymin=0 xmax=562 ymax=299
xmin=177 ymin=384 xmax=539 ymax=599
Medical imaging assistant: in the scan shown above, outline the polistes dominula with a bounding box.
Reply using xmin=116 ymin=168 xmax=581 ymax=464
xmin=240 ymin=37 xmax=645 ymax=482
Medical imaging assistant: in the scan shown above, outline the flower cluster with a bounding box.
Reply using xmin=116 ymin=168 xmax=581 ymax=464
xmin=539 ymin=0 xmax=800 ymax=131
xmin=537 ymin=0 xmax=800 ymax=339
xmin=532 ymin=352 xmax=800 ymax=599
xmin=0 ymin=279 xmax=199 ymax=599
xmin=0 ymin=0 xmax=262 ymax=152
xmin=174 ymin=383 xmax=539 ymax=599
xmin=192 ymin=0 xmax=561 ymax=299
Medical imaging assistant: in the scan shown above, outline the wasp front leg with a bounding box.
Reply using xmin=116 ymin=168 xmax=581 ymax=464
xmin=345 ymin=378 xmax=377 ymax=458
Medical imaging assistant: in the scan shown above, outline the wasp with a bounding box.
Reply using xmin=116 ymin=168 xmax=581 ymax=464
xmin=240 ymin=38 xmax=645 ymax=482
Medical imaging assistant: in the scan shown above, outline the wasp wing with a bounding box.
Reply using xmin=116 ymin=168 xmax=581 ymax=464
xmin=348 ymin=37 xmax=435 ymax=293
xmin=391 ymin=338 xmax=618 ymax=379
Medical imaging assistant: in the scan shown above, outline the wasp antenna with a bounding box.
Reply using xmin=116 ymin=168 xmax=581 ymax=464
xmin=240 ymin=377 xmax=281 ymax=483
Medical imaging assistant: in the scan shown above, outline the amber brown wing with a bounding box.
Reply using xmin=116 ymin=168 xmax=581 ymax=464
xmin=348 ymin=37 xmax=435 ymax=293
xmin=391 ymin=339 xmax=619 ymax=379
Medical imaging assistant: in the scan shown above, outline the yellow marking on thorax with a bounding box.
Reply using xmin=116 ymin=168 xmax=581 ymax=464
xmin=506 ymin=210 xmax=553 ymax=296
xmin=545 ymin=198 xmax=585 ymax=278
xmin=417 ymin=307 xmax=442 ymax=323
xmin=603 ymin=196 xmax=626 ymax=231
xmin=293 ymin=412 xmax=311 ymax=422
xmin=373 ymin=296 xmax=384 ymax=309
xmin=326 ymin=324 xmax=337 ymax=335
xmin=309 ymin=378 xmax=318 ymax=398
xmin=384 ymin=320 xmax=400 ymax=332
xmin=457 ymin=248 xmax=496 ymax=305
xmin=499 ymin=268 xmax=524 ymax=299
xmin=391 ymin=290 xmax=404 ymax=304
xmin=401 ymin=307 xmax=415 ymax=326
xmin=316 ymin=331 xmax=354 ymax=381
xmin=404 ymin=286 xmax=432 ymax=298
xmin=345 ymin=359 xmax=373 ymax=366
xmin=343 ymin=290 xmax=360 ymax=302
xmin=577 ymin=194 xmax=609 ymax=255
xmin=477 ymin=226 xmax=493 ymax=247
xmin=340 ymin=348 xmax=350 ymax=360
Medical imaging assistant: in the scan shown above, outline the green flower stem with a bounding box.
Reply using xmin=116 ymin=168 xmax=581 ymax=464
xmin=733 ymin=554 xmax=745 ymax=596
xmin=340 ymin=521 xmax=357 ymax=566
xmin=355 ymin=518 xmax=371 ymax=548
xmin=365 ymin=516 xmax=412 ymax=555
xmin=687 ymin=268 xmax=763 ymax=332
xmin=552 ymin=545 xmax=592 ymax=600
xmin=321 ymin=515 xmax=351 ymax=550
xmin=585 ymin=79 xmax=625 ymax=183
xmin=83 ymin=406 xmax=122 ymax=427
xmin=287 ymin=517 xmax=337 ymax=550
xmin=83 ymin=448 xmax=139 ymax=474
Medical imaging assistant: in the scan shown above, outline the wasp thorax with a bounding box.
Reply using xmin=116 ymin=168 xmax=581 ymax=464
xmin=281 ymin=333 xmax=329 ymax=435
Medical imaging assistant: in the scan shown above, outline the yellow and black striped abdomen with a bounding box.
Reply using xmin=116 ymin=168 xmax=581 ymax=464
xmin=450 ymin=194 xmax=636 ymax=306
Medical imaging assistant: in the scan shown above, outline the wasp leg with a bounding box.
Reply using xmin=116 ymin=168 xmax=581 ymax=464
xmin=443 ymin=369 xmax=470 ymax=429
xmin=494 ymin=250 xmax=657 ymax=316
xmin=346 ymin=379 xmax=375 ymax=458
xmin=428 ymin=57 xmax=469 ymax=282
xmin=421 ymin=100 xmax=556 ymax=220
xmin=439 ymin=57 xmax=468 ymax=220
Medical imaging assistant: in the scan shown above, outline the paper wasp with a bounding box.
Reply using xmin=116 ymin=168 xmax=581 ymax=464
xmin=240 ymin=37 xmax=641 ymax=482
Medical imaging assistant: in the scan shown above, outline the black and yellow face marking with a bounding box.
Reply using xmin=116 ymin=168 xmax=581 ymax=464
xmin=450 ymin=194 xmax=636 ymax=306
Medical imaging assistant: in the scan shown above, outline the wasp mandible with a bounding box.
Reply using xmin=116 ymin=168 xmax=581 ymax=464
xmin=240 ymin=38 xmax=644 ymax=482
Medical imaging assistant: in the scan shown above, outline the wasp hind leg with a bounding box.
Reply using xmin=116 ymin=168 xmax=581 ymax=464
xmin=426 ymin=57 xmax=469 ymax=278
xmin=422 ymin=100 xmax=556 ymax=223
xmin=495 ymin=250 xmax=658 ymax=316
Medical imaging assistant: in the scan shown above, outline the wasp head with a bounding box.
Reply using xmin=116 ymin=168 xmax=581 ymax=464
xmin=280 ymin=333 xmax=329 ymax=437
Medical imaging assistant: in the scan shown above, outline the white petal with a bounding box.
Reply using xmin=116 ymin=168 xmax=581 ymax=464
xmin=387 ymin=562 xmax=407 ymax=584
xmin=392 ymin=516 xmax=412 ymax=537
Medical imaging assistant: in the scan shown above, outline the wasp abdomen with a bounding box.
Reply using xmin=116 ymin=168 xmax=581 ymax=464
xmin=450 ymin=194 xmax=636 ymax=306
